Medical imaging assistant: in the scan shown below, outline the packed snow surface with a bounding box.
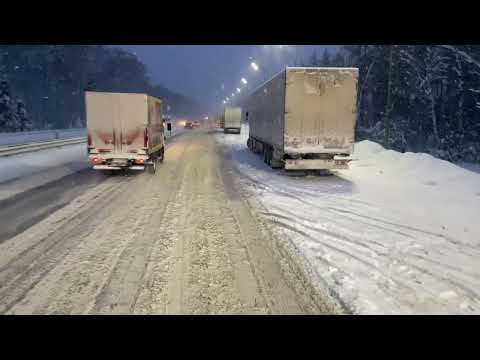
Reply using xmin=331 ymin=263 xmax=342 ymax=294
xmin=216 ymin=124 xmax=480 ymax=314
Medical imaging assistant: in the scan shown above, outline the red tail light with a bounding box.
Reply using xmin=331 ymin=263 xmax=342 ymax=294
xmin=91 ymin=156 xmax=101 ymax=165
xmin=88 ymin=133 xmax=92 ymax=146
xmin=144 ymin=128 xmax=149 ymax=148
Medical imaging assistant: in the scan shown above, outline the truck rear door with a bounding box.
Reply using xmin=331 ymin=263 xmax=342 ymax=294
xmin=86 ymin=92 xmax=116 ymax=154
xmin=116 ymin=94 xmax=145 ymax=154
xmin=284 ymin=68 xmax=358 ymax=155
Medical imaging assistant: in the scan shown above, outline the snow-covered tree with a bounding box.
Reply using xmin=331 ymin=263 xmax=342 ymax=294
xmin=308 ymin=51 xmax=319 ymax=66
xmin=330 ymin=44 xmax=480 ymax=161
xmin=332 ymin=51 xmax=345 ymax=67
xmin=16 ymin=99 xmax=31 ymax=131
xmin=0 ymin=77 xmax=18 ymax=132
xmin=399 ymin=46 xmax=449 ymax=146
xmin=321 ymin=48 xmax=331 ymax=66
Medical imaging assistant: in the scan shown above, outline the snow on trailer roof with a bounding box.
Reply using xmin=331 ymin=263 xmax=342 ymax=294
xmin=85 ymin=91 xmax=147 ymax=96
xmin=286 ymin=66 xmax=359 ymax=72
xmin=243 ymin=66 xmax=359 ymax=101
xmin=85 ymin=91 xmax=162 ymax=102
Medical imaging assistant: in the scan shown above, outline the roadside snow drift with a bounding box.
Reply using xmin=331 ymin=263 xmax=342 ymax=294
xmin=216 ymin=124 xmax=480 ymax=314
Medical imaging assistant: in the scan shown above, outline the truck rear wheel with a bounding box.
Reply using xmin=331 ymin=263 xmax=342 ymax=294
xmin=263 ymin=147 xmax=273 ymax=167
xmin=159 ymin=148 xmax=164 ymax=163
xmin=270 ymin=157 xmax=283 ymax=169
xmin=148 ymin=157 xmax=157 ymax=174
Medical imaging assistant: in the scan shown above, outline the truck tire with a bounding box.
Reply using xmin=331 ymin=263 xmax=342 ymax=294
xmin=264 ymin=148 xmax=271 ymax=166
xmin=270 ymin=157 xmax=283 ymax=169
xmin=159 ymin=148 xmax=164 ymax=163
xmin=148 ymin=156 xmax=157 ymax=174
xmin=267 ymin=148 xmax=273 ymax=167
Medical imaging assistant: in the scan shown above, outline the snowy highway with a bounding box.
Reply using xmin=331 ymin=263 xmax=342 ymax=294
xmin=0 ymin=126 xmax=479 ymax=314
xmin=0 ymin=129 xmax=329 ymax=315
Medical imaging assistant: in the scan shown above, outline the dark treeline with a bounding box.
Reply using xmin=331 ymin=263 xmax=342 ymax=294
xmin=305 ymin=46 xmax=480 ymax=163
xmin=0 ymin=45 xmax=203 ymax=132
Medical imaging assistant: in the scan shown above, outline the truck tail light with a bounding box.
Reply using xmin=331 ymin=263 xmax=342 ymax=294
xmin=144 ymin=128 xmax=149 ymax=148
xmin=91 ymin=156 xmax=101 ymax=165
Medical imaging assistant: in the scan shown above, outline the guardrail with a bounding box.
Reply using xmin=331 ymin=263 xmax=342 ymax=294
xmin=0 ymin=137 xmax=86 ymax=157
xmin=0 ymin=128 xmax=86 ymax=147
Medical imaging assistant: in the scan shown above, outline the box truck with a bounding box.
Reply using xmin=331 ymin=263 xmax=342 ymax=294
xmin=223 ymin=107 xmax=242 ymax=134
xmin=245 ymin=67 xmax=358 ymax=170
xmin=86 ymin=91 xmax=165 ymax=173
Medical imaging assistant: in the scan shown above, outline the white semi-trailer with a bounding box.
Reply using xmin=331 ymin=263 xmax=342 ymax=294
xmin=85 ymin=91 xmax=165 ymax=173
xmin=223 ymin=107 xmax=242 ymax=134
xmin=245 ymin=67 xmax=358 ymax=170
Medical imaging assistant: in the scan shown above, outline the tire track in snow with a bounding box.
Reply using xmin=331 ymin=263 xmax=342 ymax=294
xmin=0 ymin=179 xmax=127 ymax=314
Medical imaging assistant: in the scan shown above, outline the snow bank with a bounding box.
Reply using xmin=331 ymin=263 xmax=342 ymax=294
xmin=0 ymin=144 xmax=89 ymax=201
xmin=216 ymin=123 xmax=480 ymax=314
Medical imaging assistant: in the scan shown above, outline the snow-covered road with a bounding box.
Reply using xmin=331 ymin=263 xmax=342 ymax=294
xmin=216 ymin=124 xmax=480 ymax=314
xmin=0 ymin=130 xmax=325 ymax=314
xmin=2 ymin=123 xmax=478 ymax=314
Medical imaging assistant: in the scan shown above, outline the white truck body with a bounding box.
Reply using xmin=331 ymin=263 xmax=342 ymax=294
xmin=85 ymin=91 xmax=165 ymax=172
xmin=223 ymin=107 xmax=242 ymax=133
xmin=245 ymin=67 xmax=358 ymax=170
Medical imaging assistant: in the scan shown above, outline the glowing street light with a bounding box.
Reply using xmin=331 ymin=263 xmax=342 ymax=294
xmin=223 ymin=100 xmax=226 ymax=104
xmin=232 ymin=93 xmax=235 ymax=97
xmin=236 ymin=88 xmax=241 ymax=93
xmin=241 ymin=78 xmax=247 ymax=85
xmin=226 ymin=97 xmax=229 ymax=101
xmin=250 ymin=62 xmax=259 ymax=71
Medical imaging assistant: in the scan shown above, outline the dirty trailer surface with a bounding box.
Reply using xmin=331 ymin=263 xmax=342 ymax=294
xmin=0 ymin=130 xmax=331 ymax=314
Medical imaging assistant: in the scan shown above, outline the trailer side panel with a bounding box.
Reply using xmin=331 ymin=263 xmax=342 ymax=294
xmin=247 ymin=70 xmax=286 ymax=151
xmin=147 ymin=95 xmax=165 ymax=154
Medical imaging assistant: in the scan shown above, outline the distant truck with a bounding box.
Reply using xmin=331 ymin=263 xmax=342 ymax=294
xmin=245 ymin=67 xmax=358 ymax=170
xmin=223 ymin=107 xmax=242 ymax=134
xmin=85 ymin=91 xmax=165 ymax=173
